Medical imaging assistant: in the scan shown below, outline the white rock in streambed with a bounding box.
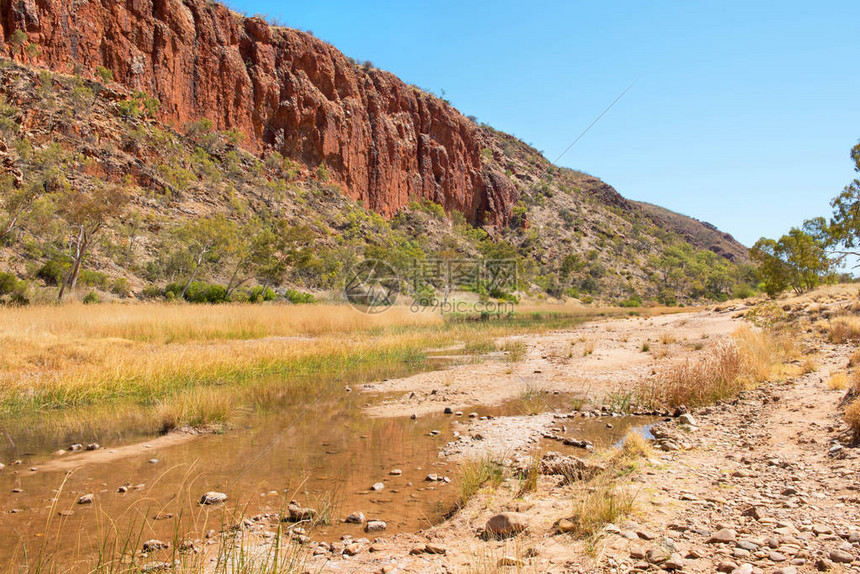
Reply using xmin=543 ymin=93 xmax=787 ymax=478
xmin=200 ymin=491 xmax=227 ymax=505
xmin=365 ymin=520 xmax=386 ymax=532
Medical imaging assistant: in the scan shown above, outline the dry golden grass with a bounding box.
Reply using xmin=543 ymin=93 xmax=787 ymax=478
xmin=636 ymin=327 xmax=795 ymax=408
xmin=0 ymin=302 xmax=624 ymax=414
xmin=621 ymin=430 xmax=655 ymax=459
xmin=826 ymin=372 xmax=849 ymax=391
xmin=0 ymin=303 xmax=442 ymax=412
xmin=156 ymin=388 xmax=240 ymax=433
xmin=828 ymin=316 xmax=860 ymax=344
xmin=849 ymin=349 xmax=860 ymax=367
xmin=659 ymin=333 xmax=677 ymax=345
xmin=457 ymin=455 xmax=505 ymax=508
xmin=845 ymin=397 xmax=860 ymax=441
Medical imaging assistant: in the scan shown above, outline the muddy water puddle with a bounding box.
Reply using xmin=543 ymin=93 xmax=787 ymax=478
xmin=0 ymin=359 xmax=653 ymax=570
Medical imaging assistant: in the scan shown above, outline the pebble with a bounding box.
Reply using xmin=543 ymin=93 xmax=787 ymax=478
xmin=829 ymin=549 xmax=854 ymax=563
xmin=345 ymin=512 xmax=365 ymax=524
xmin=370 ymin=482 xmax=384 ymax=491
xmin=77 ymin=494 xmax=94 ymax=505
xmin=142 ymin=539 xmax=168 ymax=552
xmin=364 ymin=520 xmax=386 ymax=533
xmin=199 ymin=492 xmax=227 ymax=505
xmin=707 ymin=528 xmax=737 ymax=544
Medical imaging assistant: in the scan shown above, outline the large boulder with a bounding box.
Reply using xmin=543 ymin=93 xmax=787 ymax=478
xmin=485 ymin=512 xmax=528 ymax=538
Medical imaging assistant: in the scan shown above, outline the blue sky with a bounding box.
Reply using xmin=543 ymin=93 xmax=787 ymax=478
xmin=226 ymin=0 xmax=860 ymax=248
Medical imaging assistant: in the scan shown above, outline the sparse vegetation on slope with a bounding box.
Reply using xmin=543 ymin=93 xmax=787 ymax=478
xmin=0 ymin=59 xmax=756 ymax=308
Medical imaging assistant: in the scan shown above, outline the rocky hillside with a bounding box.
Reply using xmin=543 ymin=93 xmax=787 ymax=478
xmin=0 ymin=0 xmax=516 ymax=226
xmin=0 ymin=0 xmax=754 ymax=305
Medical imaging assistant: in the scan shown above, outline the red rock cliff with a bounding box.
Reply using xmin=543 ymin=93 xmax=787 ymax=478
xmin=0 ymin=0 xmax=517 ymax=225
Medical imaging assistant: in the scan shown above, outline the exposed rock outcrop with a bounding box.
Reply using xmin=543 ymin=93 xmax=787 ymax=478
xmin=0 ymin=0 xmax=517 ymax=224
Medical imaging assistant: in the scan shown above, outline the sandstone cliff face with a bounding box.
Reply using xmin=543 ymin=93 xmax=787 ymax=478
xmin=0 ymin=0 xmax=517 ymax=225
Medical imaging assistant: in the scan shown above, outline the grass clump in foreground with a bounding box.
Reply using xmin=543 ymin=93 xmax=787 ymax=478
xmin=156 ymin=387 xmax=240 ymax=433
xmin=828 ymin=316 xmax=860 ymax=344
xmin=14 ymin=469 xmax=316 ymax=574
xmin=635 ymin=326 xmax=797 ymax=408
xmin=842 ymin=371 xmax=860 ymax=443
xmin=826 ymin=372 xmax=849 ymax=391
xmin=457 ymin=455 xmax=505 ymax=509
xmin=562 ymin=430 xmax=649 ymax=539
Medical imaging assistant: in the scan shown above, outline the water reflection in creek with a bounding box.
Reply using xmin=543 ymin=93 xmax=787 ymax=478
xmin=0 ymin=358 xmax=656 ymax=569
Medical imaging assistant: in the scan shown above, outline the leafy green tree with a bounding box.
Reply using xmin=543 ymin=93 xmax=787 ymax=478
xmin=816 ymin=141 xmax=860 ymax=265
xmin=172 ymin=215 xmax=236 ymax=300
xmin=57 ymin=182 xmax=128 ymax=300
xmin=750 ymin=228 xmax=831 ymax=297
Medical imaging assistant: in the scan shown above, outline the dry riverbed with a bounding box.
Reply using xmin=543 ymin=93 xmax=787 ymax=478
xmin=228 ymin=297 xmax=860 ymax=574
xmin=13 ymin=297 xmax=860 ymax=574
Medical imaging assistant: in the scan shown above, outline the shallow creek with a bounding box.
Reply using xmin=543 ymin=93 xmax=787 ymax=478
xmin=0 ymin=359 xmax=653 ymax=569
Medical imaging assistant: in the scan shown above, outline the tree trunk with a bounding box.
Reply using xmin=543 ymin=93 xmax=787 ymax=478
xmin=58 ymin=228 xmax=88 ymax=301
xmin=180 ymin=250 xmax=206 ymax=299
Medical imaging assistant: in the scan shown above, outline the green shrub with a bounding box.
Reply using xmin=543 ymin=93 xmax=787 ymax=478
xmin=284 ymin=289 xmax=315 ymax=304
xmin=0 ymin=272 xmax=28 ymax=306
xmin=36 ymin=258 xmax=70 ymax=286
xmin=111 ymin=277 xmax=131 ymax=298
xmin=166 ymin=281 xmax=229 ymax=304
xmin=731 ymin=283 xmax=757 ymax=300
xmin=95 ymin=66 xmax=114 ymax=83
xmin=488 ymin=287 xmax=518 ymax=303
xmin=315 ymin=163 xmax=330 ymax=182
xmin=79 ymin=269 xmax=109 ymax=289
xmin=619 ymin=294 xmax=642 ymax=308
xmin=248 ymin=286 xmax=277 ymax=303
xmin=141 ymin=285 xmax=163 ymax=299
xmin=83 ymin=290 xmax=100 ymax=304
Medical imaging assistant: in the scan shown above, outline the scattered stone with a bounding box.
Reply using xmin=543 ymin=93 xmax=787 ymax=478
xmin=829 ymin=549 xmax=853 ymax=563
xmin=117 ymin=485 xmax=128 ymax=493
xmin=539 ymin=452 xmax=603 ymax=484
xmin=68 ymin=444 xmax=83 ymax=452
xmin=730 ymin=565 xmax=753 ymax=574
xmin=443 ymin=407 xmax=453 ymax=414
xmin=556 ymin=518 xmax=575 ymax=533
xmin=389 ymin=469 xmax=402 ymax=476
xmin=635 ymin=528 xmax=657 ymax=540
xmin=86 ymin=443 xmax=100 ymax=451
xmin=343 ymin=543 xmax=362 ymax=556
xmin=364 ymin=520 xmax=386 ymax=533
xmin=664 ymin=553 xmax=685 ymax=570
xmin=646 ymin=548 xmax=670 ymax=564
xmin=485 ymin=512 xmax=528 ymax=538
xmin=199 ymin=492 xmax=227 ymax=505
xmin=741 ymin=505 xmax=764 ymax=520
xmin=345 ymin=512 xmax=365 ymax=524
xmin=77 ymin=494 xmax=94 ymax=505
xmin=678 ymin=413 xmax=696 ymax=426
xmin=707 ymin=528 xmax=737 ymax=544
xmin=371 ymin=482 xmax=384 ymax=491
xmin=285 ymin=503 xmax=317 ymax=522
xmin=142 ymin=539 xmax=168 ymax=552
